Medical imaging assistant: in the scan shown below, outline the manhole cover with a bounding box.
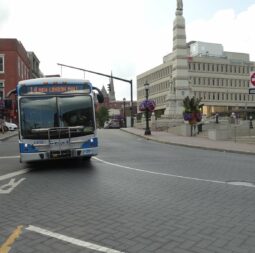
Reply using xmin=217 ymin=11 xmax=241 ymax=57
xmin=227 ymin=181 xmax=255 ymax=187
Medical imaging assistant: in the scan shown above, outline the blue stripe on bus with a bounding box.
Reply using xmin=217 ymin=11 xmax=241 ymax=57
xmin=81 ymin=137 xmax=98 ymax=148
xmin=19 ymin=143 xmax=39 ymax=153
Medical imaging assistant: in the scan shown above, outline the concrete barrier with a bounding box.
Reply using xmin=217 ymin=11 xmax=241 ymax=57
xmin=208 ymin=129 xmax=231 ymax=140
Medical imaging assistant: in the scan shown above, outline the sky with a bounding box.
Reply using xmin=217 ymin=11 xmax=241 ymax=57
xmin=1 ymin=0 xmax=255 ymax=100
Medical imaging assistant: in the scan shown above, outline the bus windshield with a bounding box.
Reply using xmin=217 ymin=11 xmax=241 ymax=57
xmin=20 ymin=95 xmax=95 ymax=139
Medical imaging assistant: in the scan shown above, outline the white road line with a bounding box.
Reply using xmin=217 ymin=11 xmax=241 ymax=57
xmin=26 ymin=225 xmax=124 ymax=253
xmin=93 ymin=157 xmax=255 ymax=188
xmin=0 ymin=155 xmax=20 ymax=159
xmin=0 ymin=178 xmax=26 ymax=194
xmin=0 ymin=169 xmax=29 ymax=182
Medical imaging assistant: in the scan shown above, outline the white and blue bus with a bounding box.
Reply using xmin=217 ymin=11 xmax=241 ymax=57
xmin=16 ymin=77 xmax=104 ymax=162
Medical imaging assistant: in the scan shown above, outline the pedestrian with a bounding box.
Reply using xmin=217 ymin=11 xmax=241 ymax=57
xmin=0 ymin=118 xmax=5 ymax=134
xmin=215 ymin=113 xmax=219 ymax=124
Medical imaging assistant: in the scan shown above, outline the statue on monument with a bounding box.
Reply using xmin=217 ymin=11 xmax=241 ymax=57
xmin=177 ymin=0 xmax=183 ymax=10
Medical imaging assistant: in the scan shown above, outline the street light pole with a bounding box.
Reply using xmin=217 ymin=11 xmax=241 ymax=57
xmin=144 ymin=82 xmax=151 ymax=135
xmin=123 ymin=98 xmax=126 ymax=128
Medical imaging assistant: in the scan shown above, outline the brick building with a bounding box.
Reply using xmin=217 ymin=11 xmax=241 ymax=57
xmin=0 ymin=38 xmax=41 ymax=122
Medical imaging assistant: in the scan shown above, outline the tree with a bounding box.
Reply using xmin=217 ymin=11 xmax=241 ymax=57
xmin=183 ymin=96 xmax=202 ymax=113
xmin=96 ymin=106 xmax=109 ymax=128
xmin=182 ymin=96 xmax=203 ymax=123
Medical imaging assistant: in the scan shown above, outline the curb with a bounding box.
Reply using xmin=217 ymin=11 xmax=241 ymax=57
xmin=0 ymin=131 xmax=18 ymax=141
xmin=120 ymin=128 xmax=255 ymax=156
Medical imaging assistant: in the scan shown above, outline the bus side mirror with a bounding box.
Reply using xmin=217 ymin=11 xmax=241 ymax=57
xmin=97 ymin=94 xmax=104 ymax=103
xmin=6 ymin=88 xmax=17 ymax=97
xmin=92 ymin=87 xmax=104 ymax=104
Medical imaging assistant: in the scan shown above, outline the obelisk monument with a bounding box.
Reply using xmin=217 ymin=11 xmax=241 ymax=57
xmin=164 ymin=0 xmax=191 ymax=118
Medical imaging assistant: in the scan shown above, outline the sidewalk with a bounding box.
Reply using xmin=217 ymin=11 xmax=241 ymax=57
xmin=121 ymin=128 xmax=255 ymax=155
xmin=0 ymin=130 xmax=18 ymax=141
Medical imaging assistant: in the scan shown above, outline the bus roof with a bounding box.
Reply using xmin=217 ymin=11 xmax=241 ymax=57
xmin=18 ymin=77 xmax=91 ymax=86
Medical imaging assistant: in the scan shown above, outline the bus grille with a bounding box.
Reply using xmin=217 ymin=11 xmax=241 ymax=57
xmin=50 ymin=150 xmax=71 ymax=159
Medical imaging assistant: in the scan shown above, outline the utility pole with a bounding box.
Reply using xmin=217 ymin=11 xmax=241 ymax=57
xmin=57 ymin=63 xmax=134 ymax=127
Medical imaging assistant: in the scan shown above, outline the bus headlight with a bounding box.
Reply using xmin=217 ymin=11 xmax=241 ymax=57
xmin=81 ymin=138 xmax=98 ymax=148
xmin=20 ymin=143 xmax=39 ymax=153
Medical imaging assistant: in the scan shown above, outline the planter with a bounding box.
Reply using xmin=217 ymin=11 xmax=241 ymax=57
xmin=183 ymin=112 xmax=201 ymax=125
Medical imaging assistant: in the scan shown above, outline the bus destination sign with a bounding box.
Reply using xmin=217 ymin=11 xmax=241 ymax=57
xmin=20 ymin=83 xmax=91 ymax=95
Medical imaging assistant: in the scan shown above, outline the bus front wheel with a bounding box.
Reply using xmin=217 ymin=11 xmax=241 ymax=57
xmin=82 ymin=156 xmax=91 ymax=161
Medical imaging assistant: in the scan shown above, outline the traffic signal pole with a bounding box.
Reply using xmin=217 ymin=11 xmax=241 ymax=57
xmin=57 ymin=63 xmax=134 ymax=127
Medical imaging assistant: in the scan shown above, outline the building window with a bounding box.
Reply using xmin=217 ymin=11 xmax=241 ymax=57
xmin=0 ymin=81 xmax=4 ymax=99
xmin=0 ymin=55 xmax=4 ymax=73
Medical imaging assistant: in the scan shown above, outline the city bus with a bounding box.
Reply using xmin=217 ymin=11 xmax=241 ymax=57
xmin=16 ymin=77 xmax=104 ymax=162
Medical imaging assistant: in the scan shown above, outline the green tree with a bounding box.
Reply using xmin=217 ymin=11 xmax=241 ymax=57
xmin=96 ymin=106 xmax=109 ymax=128
xmin=183 ymin=96 xmax=203 ymax=113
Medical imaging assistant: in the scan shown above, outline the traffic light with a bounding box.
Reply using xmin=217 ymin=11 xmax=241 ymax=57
xmin=107 ymin=84 xmax=111 ymax=92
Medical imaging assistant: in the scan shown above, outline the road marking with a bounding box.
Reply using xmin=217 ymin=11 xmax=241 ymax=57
xmin=0 ymin=155 xmax=20 ymax=159
xmin=0 ymin=178 xmax=26 ymax=194
xmin=0 ymin=169 xmax=29 ymax=182
xmin=93 ymin=157 xmax=255 ymax=188
xmin=26 ymin=225 xmax=124 ymax=253
xmin=0 ymin=169 xmax=28 ymax=194
xmin=0 ymin=225 xmax=24 ymax=253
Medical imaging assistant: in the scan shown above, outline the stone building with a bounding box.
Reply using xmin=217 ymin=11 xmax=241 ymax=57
xmin=137 ymin=1 xmax=255 ymax=118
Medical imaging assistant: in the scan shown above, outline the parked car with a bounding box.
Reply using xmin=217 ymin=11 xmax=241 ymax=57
xmin=3 ymin=121 xmax=18 ymax=131
xmin=104 ymin=119 xmax=121 ymax=129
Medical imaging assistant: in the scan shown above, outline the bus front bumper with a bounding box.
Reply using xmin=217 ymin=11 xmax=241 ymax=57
xmin=20 ymin=147 xmax=98 ymax=162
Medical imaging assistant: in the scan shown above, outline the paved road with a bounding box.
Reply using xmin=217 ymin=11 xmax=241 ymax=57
xmin=0 ymin=130 xmax=255 ymax=253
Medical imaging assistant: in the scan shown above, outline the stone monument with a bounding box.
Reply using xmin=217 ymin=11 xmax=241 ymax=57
xmin=164 ymin=0 xmax=192 ymax=120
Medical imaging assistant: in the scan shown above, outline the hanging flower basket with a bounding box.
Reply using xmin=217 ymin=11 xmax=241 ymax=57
xmin=139 ymin=99 xmax=156 ymax=112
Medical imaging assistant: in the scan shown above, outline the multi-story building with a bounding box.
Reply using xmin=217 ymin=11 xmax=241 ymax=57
xmin=0 ymin=39 xmax=29 ymax=99
xmin=28 ymin=51 xmax=43 ymax=79
xmin=0 ymin=38 xmax=42 ymax=122
xmin=137 ymin=41 xmax=255 ymax=117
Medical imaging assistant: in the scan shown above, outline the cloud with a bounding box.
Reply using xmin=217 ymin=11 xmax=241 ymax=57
xmin=0 ymin=0 xmax=9 ymax=28
xmin=186 ymin=4 xmax=255 ymax=61
xmin=1 ymin=1 xmax=255 ymax=101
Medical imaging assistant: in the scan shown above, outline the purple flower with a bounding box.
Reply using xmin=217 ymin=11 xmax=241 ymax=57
xmin=183 ymin=112 xmax=192 ymax=121
xmin=139 ymin=100 xmax=156 ymax=112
